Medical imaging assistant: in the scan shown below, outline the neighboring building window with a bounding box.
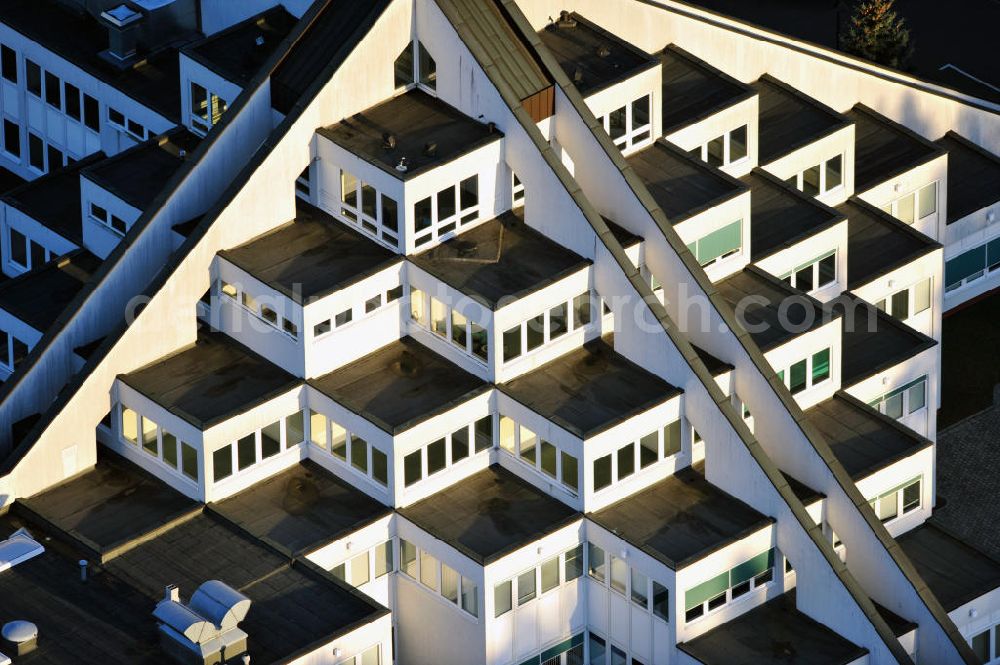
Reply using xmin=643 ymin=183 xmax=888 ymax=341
xmin=869 ymin=376 xmax=927 ymax=420
xmin=686 ymin=220 xmax=742 ymax=267
xmin=512 ymin=171 xmax=525 ymax=207
xmin=875 ymin=278 xmax=931 ymax=320
xmin=781 ymin=252 xmax=836 ymax=292
xmin=945 ymin=239 xmax=1000 ymax=292
xmin=189 ymin=81 xmax=227 ymax=135
xmin=339 ymin=168 xmax=399 ymax=248
xmin=688 ymin=124 xmax=749 ymax=167
xmin=89 ymin=202 xmax=128 ymax=235
xmin=28 ymin=132 xmax=44 ymax=171
xmin=685 ymin=549 xmax=775 ymax=622
xmin=411 ymin=174 xmax=480 ymax=247
xmin=588 ymin=419 xmax=681 ymax=495
xmin=880 ymin=182 xmax=937 ymax=225
xmin=968 ymin=625 xmax=1000 ymax=664
xmin=868 ymin=477 xmax=921 ymax=524
xmin=0 ymin=330 xmax=29 ymax=371
xmin=784 ymin=154 xmax=844 ymax=197
xmin=399 ymin=540 xmax=478 ymax=618
xmin=2 ymin=119 xmax=20 ymax=158
xmin=308 ymin=410 xmax=388 ymax=487
xmin=595 ymin=94 xmax=653 ymax=152
xmin=25 ymin=59 xmax=40 ymax=96
xmin=209 ymin=411 xmax=303 ymax=483
xmin=0 ymin=45 xmax=17 ymax=84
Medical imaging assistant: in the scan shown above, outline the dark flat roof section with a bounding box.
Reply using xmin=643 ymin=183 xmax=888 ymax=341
xmin=318 ymin=89 xmax=503 ymax=180
xmin=752 ymin=75 xmax=850 ymax=165
xmin=661 ymin=44 xmax=753 ymax=133
xmin=82 ymin=129 xmax=201 ymax=211
xmin=211 ymin=460 xmax=391 ymax=557
xmin=410 ymin=211 xmax=590 ymax=309
xmin=0 ymin=250 xmax=102 ymax=332
xmin=829 ymin=293 xmax=936 ymax=387
xmin=119 ymin=330 xmax=301 ymax=429
xmin=743 ymin=169 xmax=845 ymax=261
xmin=679 ymin=590 xmax=867 ymax=665
xmin=898 ymin=522 xmax=1000 ymax=611
xmin=716 ymin=267 xmax=832 ymax=352
xmin=589 ymin=466 xmax=772 ymax=569
xmin=0 ymin=165 xmax=27 ymax=194
xmin=309 ymin=337 xmax=489 ymax=434
xmin=2 ymin=153 xmax=105 ymax=246
xmin=805 ymin=393 xmax=933 ymax=480
xmin=628 ymin=140 xmax=746 ymax=223
xmin=499 ymin=337 xmax=682 ymax=439
xmin=186 ymin=6 xmax=298 ymax=86
xmin=848 ymin=104 xmax=945 ymax=193
xmin=841 ymin=199 xmax=940 ymax=289
xmin=398 ymin=464 xmax=580 ymax=565
xmin=15 ymin=453 xmax=199 ymax=557
xmin=694 ymin=343 xmax=734 ymax=377
xmin=935 ymin=131 xmax=1000 ymax=224
xmin=3 ymin=0 xmax=183 ymax=121
xmin=537 ymin=12 xmax=657 ymax=96
xmin=220 ymin=201 xmax=400 ymax=303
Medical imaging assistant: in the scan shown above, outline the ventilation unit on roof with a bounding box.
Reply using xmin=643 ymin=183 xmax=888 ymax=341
xmin=99 ymin=4 xmax=144 ymax=66
xmin=0 ymin=527 xmax=44 ymax=574
xmin=1 ymin=621 xmax=37 ymax=657
xmin=153 ymin=581 xmax=251 ymax=665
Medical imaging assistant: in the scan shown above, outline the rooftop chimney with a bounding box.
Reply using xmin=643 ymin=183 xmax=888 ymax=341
xmin=99 ymin=4 xmax=143 ymax=67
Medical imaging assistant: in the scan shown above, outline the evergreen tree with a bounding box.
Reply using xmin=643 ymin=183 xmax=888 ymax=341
xmin=841 ymin=0 xmax=913 ymax=69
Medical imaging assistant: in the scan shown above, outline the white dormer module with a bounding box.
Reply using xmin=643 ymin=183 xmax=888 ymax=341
xmin=0 ymin=528 xmax=44 ymax=574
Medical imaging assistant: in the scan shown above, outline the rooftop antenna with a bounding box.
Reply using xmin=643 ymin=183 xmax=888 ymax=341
xmin=395 ymin=157 xmax=408 ymax=173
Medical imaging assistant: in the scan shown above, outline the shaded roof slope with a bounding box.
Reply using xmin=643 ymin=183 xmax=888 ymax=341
xmin=848 ymin=104 xmax=945 ymax=192
xmin=752 ymin=74 xmax=850 ymax=164
xmin=661 ymin=44 xmax=753 ymax=133
xmin=840 ymin=198 xmax=940 ymax=289
xmin=0 ymin=250 xmax=102 ymax=333
xmin=935 ymin=131 xmax=1000 ymax=223
xmin=898 ymin=522 xmax=1000 ymax=611
xmin=186 ymin=6 xmax=298 ymax=86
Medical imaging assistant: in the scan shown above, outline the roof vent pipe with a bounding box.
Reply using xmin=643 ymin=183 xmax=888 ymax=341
xmin=79 ymin=559 xmax=88 ymax=583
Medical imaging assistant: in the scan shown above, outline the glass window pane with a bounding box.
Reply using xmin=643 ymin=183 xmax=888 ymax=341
xmin=573 ymin=292 xmax=592 ymax=328
xmin=373 ymin=448 xmax=388 ymax=485
xmin=262 ymin=421 xmax=281 ymax=459
xmin=213 ymin=445 xmax=232 ymax=481
xmin=913 ymin=278 xmax=931 ymax=314
xmin=918 ymin=183 xmax=937 ymax=218
xmin=381 ymin=194 xmax=398 ymax=232
xmin=286 ymin=411 xmax=304 ymax=446
xmin=664 ymin=420 xmax=682 ymax=457
xmin=632 ymin=95 xmax=650 ymax=129
xmin=451 ymin=309 xmax=468 ymax=349
xmin=617 ymin=443 xmax=635 ymax=479
xmin=418 ymin=42 xmax=436 ymax=89
xmin=609 ymin=106 xmax=626 ymax=139
xmin=818 ymin=253 xmax=836 ymax=286
xmin=431 ymin=298 xmax=447 ymax=337
xmin=908 ymin=380 xmax=927 ymax=413
xmin=610 ymin=556 xmax=627 ymax=595
xmin=885 ymin=392 xmax=904 ymax=419
xmin=162 ymin=432 xmax=178 ymax=468
xmin=237 ymin=434 xmax=256 ymax=470
xmin=631 ymin=568 xmax=649 ymax=607
xmin=140 ymin=416 xmax=158 ymax=456
xmin=897 ymin=193 xmax=915 ymax=224
xmin=503 ymin=326 xmax=522 ymax=362
xmin=414 ymin=197 xmax=432 ymax=232
xmin=331 ymin=423 xmax=347 ymax=460
xmin=878 ymin=494 xmax=898 ymax=522
xmin=351 ymin=434 xmax=368 ymax=473
xmin=350 ymin=551 xmax=370 ymax=587
xmin=404 ymin=449 xmax=422 ymax=486
xmin=730 ymin=125 xmax=748 ymax=162
xmin=706 ymin=135 xmax=724 ymax=167
xmin=375 ymin=541 xmax=392 ymax=578
xmin=452 ymin=425 xmax=470 ymax=462
xmin=437 ymin=186 xmax=456 ymax=221
xmin=825 ymin=154 xmax=843 ymax=190
xmin=789 ymin=359 xmax=807 ymax=394
xmin=517 ymin=569 xmax=536 ymax=605
xmin=526 ymin=314 xmax=544 ymax=351
xmin=475 ymin=415 xmax=492 ymax=452
xmin=565 ymin=544 xmax=584 ymax=581
xmin=549 ymin=302 xmax=568 ymax=339
xmin=541 ymin=557 xmax=560 ymax=593
xmin=419 ymin=549 xmax=438 ymax=590
xmin=892 ymin=289 xmax=909 ymax=320
xmin=588 ymin=543 xmax=606 ymax=581
xmin=441 ymin=564 xmax=459 ymax=603
xmin=971 ymin=631 xmax=990 ymax=662
xmin=519 ymin=426 xmax=537 ymax=464
xmin=400 ymin=539 xmax=417 ymax=577
xmin=361 ymin=183 xmax=377 ymax=218
xmin=500 ymin=416 xmax=516 ymax=453
xmin=494 ymin=580 xmax=512 ymax=616
xmin=460 ymin=175 xmax=478 ymax=210
xmin=410 ymin=287 xmax=427 ymax=326
xmin=470 ymin=321 xmax=487 ymax=361
xmin=652 ymin=581 xmax=669 ymax=622
xmin=589 ymin=635 xmax=606 ymax=665
xmin=594 ymin=454 xmax=612 ymax=491
xmin=812 ymin=348 xmax=830 ymax=384
xmin=540 ymin=440 xmax=557 ymax=477
xmin=795 ymin=264 xmax=814 ymax=291
xmin=394 ymin=44 xmax=415 ymax=88
xmin=182 ymin=443 xmax=198 ymax=480
xmin=802 ymin=165 xmax=820 ymax=196
xmin=340 ymin=170 xmax=357 ymax=206
xmin=903 ymin=480 xmax=921 ymax=513
xmin=561 ymin=452 xmax=578 ymax=492
xmin=121 ymin=407 xmax=138 ymax=444
xmin=427 ymin=438 xmax=446 ymax=475
xmin=461 ymin=577 xmax=478 ymax=616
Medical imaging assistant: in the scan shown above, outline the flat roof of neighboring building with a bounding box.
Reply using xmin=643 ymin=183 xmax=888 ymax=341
xmin=752 ymin=75 xmax=851 ymax=165
xmin=805 ymin=393 xmax=933 ymax=480
xmin=848 ymin=104 xmax=946 ymax=192
xmin=211 ymin=460 xmax=391 ymax=557
xmin=660 ymin=44 xmax=754 ymax=133
xmin=220 ymin=201 xmax=401 ymax=303
xmin=828 ymin=293 xmax=936 ymax=387
xmin=2 ymin=153 xmax=105 ymax=246
xmin=309 ymin=337 xmax=490 ymax=434
xmin=0 ymin=164 xmax=26 ymax=194
xmin=318 ymin=89 xmax=503 ymax=180
xmin=743 ymin=169 xmax=846 ymax=261
xmin=898 ymin=522 xmax=1000 ymax=611
xmin=16 ymin=453 xmax=199 ymax=557
xmin=628 ymin=140 xmax=746 ymax=223
xmin=589 ymin=466 xmax=772 ymax=569
xmin=3 ymin=0 xmax=184 ymax=121
xmin=82 ymin=129 xmax=200 ymax=211
xmin=840 ymin=198 xmax=940 ymax=289
xmin=716 ymin=267 xmax=832 ymax=352
xmin=678 ymin=590 xmax=868 ymax=665
xmin=119 ymin=330 xmax=300 ymax=429
xmin=185 ymin=6 xmax=298 ymax=86
xmin=537 ymin=12 xmax=657 ymax=96
xmin=935 ymin=131 xmax=1000 ymax=223
xmin=398 ymin=464 xmax=580 ymax=565
xmin=410 ymin=211 xmax=590 ymax=309
xmin=0 ymin=250 xmax=102 ymax=332
xmin=498 ymin=337 xmax=682 ymax=439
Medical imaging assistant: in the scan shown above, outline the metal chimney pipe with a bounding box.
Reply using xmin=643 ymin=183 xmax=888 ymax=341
xmin=79 ymin=559 xmax=88 ymax=582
